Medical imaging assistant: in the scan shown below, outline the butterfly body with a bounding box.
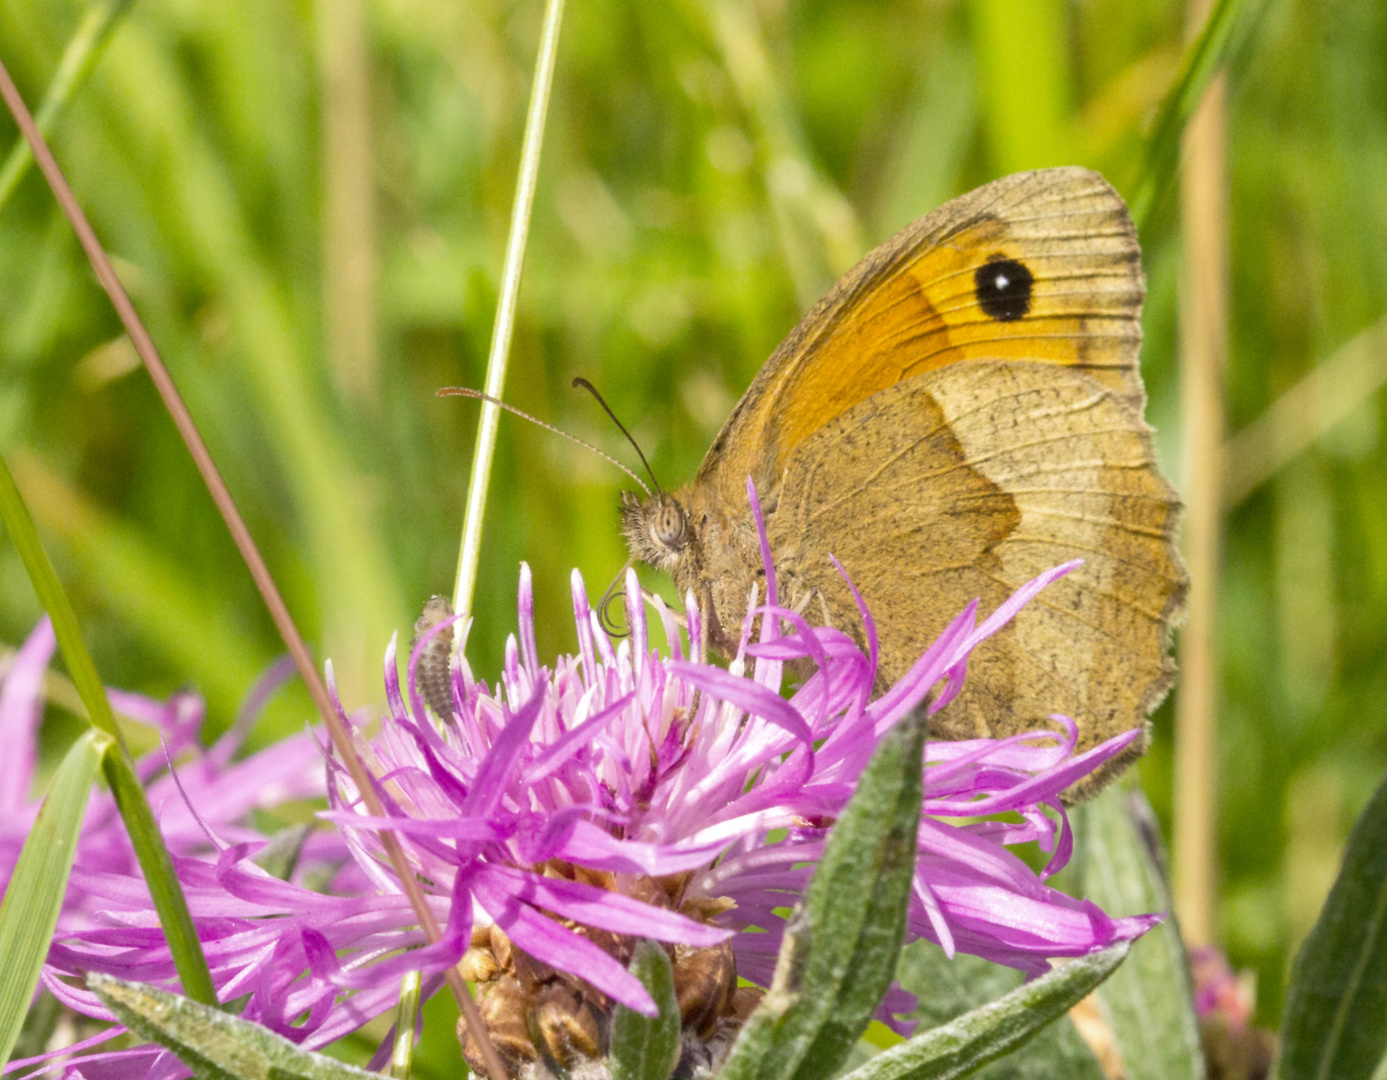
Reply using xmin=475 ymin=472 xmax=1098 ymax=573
xmin=624 ymin=167 xmax=1187 ymax=797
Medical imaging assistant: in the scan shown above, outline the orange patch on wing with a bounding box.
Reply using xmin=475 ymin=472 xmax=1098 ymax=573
xmin=772 ymin=219 xmax=1094 ymax=472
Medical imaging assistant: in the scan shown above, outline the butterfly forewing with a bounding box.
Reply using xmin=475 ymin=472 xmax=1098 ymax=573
xmin=647 ymin=167 xmax=1186 ymax=798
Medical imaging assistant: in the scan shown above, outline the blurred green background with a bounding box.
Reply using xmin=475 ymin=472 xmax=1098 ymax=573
xmin=1 ymin=0 xmax=1383 ymax=1044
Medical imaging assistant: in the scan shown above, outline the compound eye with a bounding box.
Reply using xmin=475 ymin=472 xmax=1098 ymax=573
xmin=653 ymin=504 xmax=686 ymax=547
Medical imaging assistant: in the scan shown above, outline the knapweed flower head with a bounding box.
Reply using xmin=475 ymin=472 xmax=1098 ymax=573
xmin=6 ymin=489 xmax=1157 ymax=1080
xmin=325 ymin=491 xmax=1159 ymax=1075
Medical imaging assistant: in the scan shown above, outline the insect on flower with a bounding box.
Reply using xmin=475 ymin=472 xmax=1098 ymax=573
xmin=324 ymin=484 xmax=1160 ymax=1076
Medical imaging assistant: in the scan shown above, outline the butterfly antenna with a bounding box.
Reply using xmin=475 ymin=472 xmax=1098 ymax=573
xmin=438 ymin=387 xmax=652 ymax=497
xmin=571 ymin=377 xmax=663 ymax=496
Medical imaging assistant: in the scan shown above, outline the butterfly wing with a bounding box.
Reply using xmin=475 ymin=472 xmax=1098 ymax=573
xmin=698 ymin=167 xmax=1148 ymax=492
xmin=683 ymin=167 xmax=1184 ymax=784
xmin=765 ymin=360 xmax=1184 ymax=790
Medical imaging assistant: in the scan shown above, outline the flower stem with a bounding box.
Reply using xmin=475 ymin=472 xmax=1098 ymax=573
xmin=0 ymin=53 xmax=507 ymax=1080
xmin=452 ymin=0 xmax=568 ymax=619
xmin=390 ymin=971 xmax=422 ymax=1080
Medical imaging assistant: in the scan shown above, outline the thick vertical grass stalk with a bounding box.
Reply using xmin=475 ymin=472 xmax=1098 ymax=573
xmin=452 ymin=0 xmax=567 ymax=619
xmin=317 ymin=0 xmax=379 ymax=407
xmin=1173 ymin=0 xmax=1229 ymax=949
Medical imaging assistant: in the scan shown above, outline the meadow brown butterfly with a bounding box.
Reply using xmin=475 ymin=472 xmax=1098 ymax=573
xmin=622 ymin=167 xmax=1188 ymax=796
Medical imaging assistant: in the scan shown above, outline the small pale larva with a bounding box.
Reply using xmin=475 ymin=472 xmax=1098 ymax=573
xmin=411 ymin=594 xmax=455 ymax=719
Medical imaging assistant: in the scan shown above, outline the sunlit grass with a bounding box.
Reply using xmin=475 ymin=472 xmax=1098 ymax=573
xmin=0 ymin=0 xmax=1382 ymax=1041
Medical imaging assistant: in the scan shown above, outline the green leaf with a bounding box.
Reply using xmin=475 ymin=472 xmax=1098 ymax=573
xmin=0 ymin=453 xmax=121 ymax=742
xmin=1128 ymin=0 xmax=1263 ymax=228
xmin=719 ymin=706 xmax=929 ymax=1080
xmin=1066 ymin=783 xmax=1203 ymax=1080
xmin=1277 ymin=765 xmax=1387 ymax=1080
xmin=101 ymin=746 xmax=221 ymax=1005
xmin=894 ymin=944 xmax=1106 ymax=1080
xmin=88 ymin=974 xmax=382 ymax=1080
xmin=0 ymin=728 xmax=108 ymax=1064
xmin=610 ymin=940 xmax=682 ymax=1080
xmin=840 ymin=941 xmax=1130 ymax=1080
xmin=10 ymin=990 xmax=65 ymax=1066
xmin=0 ymin=452 xmax=218 ymax=1006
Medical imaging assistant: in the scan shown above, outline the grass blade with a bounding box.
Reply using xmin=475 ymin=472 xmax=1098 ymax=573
xmin=0 ymin=729 xmax=108 ymax=1063
xmin=0 ymin=452 xmax=217 ymax=1006
xmin=0 ymin=0 xmax=134 ymax=211
xmin=1128 ymin=0 xmax=1255 ymax=228
xmin=389 ymin=972 xmax=421 ymax=1080
xmin=452 ymin=0 xmax=567 ymax=618
xmin=0 ymin=454 xmax=120 ymax=742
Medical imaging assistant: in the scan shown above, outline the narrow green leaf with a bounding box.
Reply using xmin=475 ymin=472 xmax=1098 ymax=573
xmin=101 ymin=746 xmax=220 ymax=1006
xmin=0 ymin=728 xmax=108 ymax=1064
xmin=0 ymin=453 xmax=217 ymax=1006
xmin=894 ymin=943 xmax=1106 ymax=1080
xmin=0 ymin=453 xmax=120 ymax=741
xmin=1128 ymin=0 xmax=1260 ymax=228
xmin=610 ymin=940 xmax=681 ymax=1080
xmin=720 ymin=706 xmax=929 ymax=1080
xmin=89 ymin=974 xmax=381 ymax=1080
xmin=840 ymin=941 xmax=1131 ymax=1080
xmin=1067 ymin=783 xmax=1203 ymax=1080
xmin=715 ymin=921 xmax=807 ymax=1080
xmin=19 ymin=474 xmax=288 ymax=740
xmin=452 ymin=0 xmax=567 ymax=617
xmin=10 ymin=989 xmax=64 ymax=1066
xmin=390 ymin=971 xmax=422 ymax=1080
xmin=1277 ymin=766 xmax=1387 ymax=1080
xmin=0 ymin=0 xmax=135 ymax=211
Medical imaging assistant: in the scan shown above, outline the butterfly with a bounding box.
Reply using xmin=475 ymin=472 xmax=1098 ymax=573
xmin=622 ymin=167 xmax=1188 ymax=797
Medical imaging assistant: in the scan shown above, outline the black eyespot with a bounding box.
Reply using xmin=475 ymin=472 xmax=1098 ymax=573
xmin=654 ymin=504 xmax=686 ymax=547
xmin=974 ymin=256 xmax=1033 ymax=322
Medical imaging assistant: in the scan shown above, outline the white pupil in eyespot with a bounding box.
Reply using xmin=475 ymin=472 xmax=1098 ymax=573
xmin=994 ymin=272 xmax=1009 ymax=290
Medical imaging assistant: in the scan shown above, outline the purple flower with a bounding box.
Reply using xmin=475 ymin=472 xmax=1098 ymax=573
xmin=319 ymin=491 xmax=1158 ymax=1070
xmin=1 ymin=622 xmax=334 ymax=930
xmin=6 ymin=489 xmax=1158 ymax=1079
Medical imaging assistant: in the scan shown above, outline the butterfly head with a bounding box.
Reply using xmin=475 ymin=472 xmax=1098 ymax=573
xmin=621 ymin=490 xmax=693 ymax=577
